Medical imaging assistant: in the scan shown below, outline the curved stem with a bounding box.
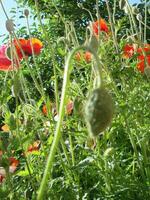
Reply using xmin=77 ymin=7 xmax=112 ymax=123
xmin=37 ymin=45 xmax=102 ymax=199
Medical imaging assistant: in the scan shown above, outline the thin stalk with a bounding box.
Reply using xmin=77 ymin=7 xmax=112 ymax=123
xmin=0 ymin=0 xmax=9 ymax=19
xmin=60 ymin=138 xmax=72 ymax=166
xmin=34 ymin=0 xmax=59 ymax=113
xmin=112 ymin=0 xmax=117 ymax=25
xmin=144 ymin=0 xmax=147 ymax=42
xmin=105 ymin=0 xmax=119 ymax=53
xmin=26 ymin=15 xmax=44 ymax=90
xmin=69 ymin=134 xmax=75 ymax=166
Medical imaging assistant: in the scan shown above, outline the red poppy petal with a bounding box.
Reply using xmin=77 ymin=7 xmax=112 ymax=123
xmin=84 ymin=51 xmax=92 ymax=63
xmin=26 ymin=38 xmax=43 ymax=56
xmin=92 ymin=18 xmax=109 ymax=36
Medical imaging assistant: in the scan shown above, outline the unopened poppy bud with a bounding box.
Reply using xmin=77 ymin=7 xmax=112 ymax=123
xmin=6 ymin=19 xmax=15 ymax=33
xmin=136 ymin=14 xmax=142 ymax=21
xmin=85 ymin=88 xmax=114 ymax=137
xmin=119 ymin=0 xmax=126 ymax=10
xmin=132 ymin=6 xmax=139 ymax=15
xmin=24 ymin=9 xmax=29 ymax=17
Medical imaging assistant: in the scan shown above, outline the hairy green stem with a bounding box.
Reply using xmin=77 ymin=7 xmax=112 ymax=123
xmin=105 ymin=0 xmax=119 ymax=53
xmin=37 ymin=45 xmax=102 ymax=199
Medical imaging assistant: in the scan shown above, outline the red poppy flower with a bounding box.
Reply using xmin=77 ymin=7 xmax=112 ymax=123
xmin=0 ymin=45 xmax=20 ymax=71
xmin=75 ymin=51 xmax=92 ymax=63
xmin=84 ymin=51 xmax=92 ymax=63
xmin=123 ymin=44 xmax=135 ymax=59
xmin=9 ymin=157 xmax=19 ymax=173
xmin=137 ymin=44 xmax=150 ymax=73
xmin=92 ymin=18 xmax=109 ymax=36
xmin=13 ymin=38 xmax=43 ymax=56
xmin=25 ymin=38 xmax=43 ymax=56
xmin=27 ymin=140 xmax=40 ymax=153
xmin=0 ymin=156 xmax=19 ymax=183
xmin=137 ymin=55 xmax=150 ymax=73
xmin=75 ymin=52 xmax=82 ymax=62
xmin=66 ymin=100 xmax=74 ymax=115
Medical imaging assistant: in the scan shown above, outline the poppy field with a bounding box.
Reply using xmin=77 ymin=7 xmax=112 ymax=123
xmin=0 ymin=0 xmax=150 ymax=199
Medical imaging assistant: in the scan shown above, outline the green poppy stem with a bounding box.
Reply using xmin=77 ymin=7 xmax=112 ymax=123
xmin=37 ymin=45 xmax=102 ymax=199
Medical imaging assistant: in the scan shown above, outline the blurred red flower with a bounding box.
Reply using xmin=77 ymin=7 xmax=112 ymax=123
xmin=66 ymin=100 xmax=74 ymax=115
xmin=0 ymin=38 xmax=43 ymax=71
xmin=123 ymin=44 xmax=135 ymax=59
xmin=27 ymin=140 xmax=40 ymax=153
xmin=0 ymin=45 xmax=20 ymax=71
xmin=75 ymin=51 xmax=92 ymax=63
xmin=25 ymin=38 xmax=43 ymax=55
xmin=75 ymin=52 xmax=82 ymax=62
xmin=92 ymin=18 xmax=109 ymax=36
xmin=0 ymin=155 xmax=19 ymax=183
xmin=84 ymin=51 xmax=92 ymax=63
xmin=137 ymin=44 xmax=150 ymax=73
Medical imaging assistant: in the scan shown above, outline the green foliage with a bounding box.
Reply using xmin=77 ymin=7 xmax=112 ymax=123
xmin=0 ymin=0 xmax=150 ymax=199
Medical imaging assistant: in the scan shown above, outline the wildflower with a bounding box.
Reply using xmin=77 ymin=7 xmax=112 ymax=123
xmin=9 ymin=157 xmax=19 ymax=173
xmin=75 ymin=52 xmax=82 ymax=62
xmin=0 ymin=45 xmax=20 ymax=71
xmin=42 ymin=102 xmax=56 ymax=116
xmin=42 ymin=104 xmax=48 ymax=116
xmin=84 ymin=51 xmax=92 ymax=63
xmin=0 ymin=156 xmax=19 ymax=183
xmin=25 ymin=38 xmax=43 ymax=56
xmin=75 ymin=51 xmax=92 ymax=63
xmin=66 ymin=100 xmax=74 ymax=115
xmin=13 ymin=38 xmax=28 ymax=59
xmin=122 ymin=44 xmax=135 ymax=59
xmin=137 ymin=44 xmax=150 ymax=73
xmin=1 ymin=124 xmax=10 ymax=132
xmin=14 ymin=38 xmax=43 ymax=57
xmin=27 ymin=140 xmax=40 ymax=153
xmin=0 ymin=38 xmax=43 ymax=71
xmin=92 ymin=18 xmax=109 ymax=36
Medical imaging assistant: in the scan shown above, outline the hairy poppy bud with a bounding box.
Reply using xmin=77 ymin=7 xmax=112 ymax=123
xmin=24 ymin=9 xmax=29 ymax=17
xmin=6 ymin=19 xmax=15 ymax=33
xmin=136 ymin=14 xmax=142 ymax=21
xmin=132 ymin=6 xmax=139 ymax=15
xmin=84 ymin=88 xmax=114 ymax=137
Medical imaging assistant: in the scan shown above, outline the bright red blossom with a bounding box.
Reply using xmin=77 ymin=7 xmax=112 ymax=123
xmin=123 ymin=44 xmax=135 ymax=59
xmin=0 ymin=38 xmax=43 ymax=71
xmin=84 ymin=51 xmax=92 ymax=63
xmin=0 ymin=154 xmax=19 ymax=183
xmin=27 ymin=140 xmax=40 ymax=153
xmin=0 ymin=45 xmax=20 ymax=71
xmin=137 ymin=44 xmax=150 ymax=73
xmin=92 ymin=18 xmax=109 ymax=36
xmin=75 ymin=51 xmax=92 ymax=63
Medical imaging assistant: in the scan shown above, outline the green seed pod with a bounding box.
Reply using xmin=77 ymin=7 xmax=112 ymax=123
xmin=6 ymin=19 xmax=15 ymax=33
xmin=84 ymin=88 xmax=114 ymax=137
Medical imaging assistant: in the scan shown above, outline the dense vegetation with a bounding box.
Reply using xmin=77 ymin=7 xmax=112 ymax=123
xmin=0 ymin=0 xmax=150 ymax=199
